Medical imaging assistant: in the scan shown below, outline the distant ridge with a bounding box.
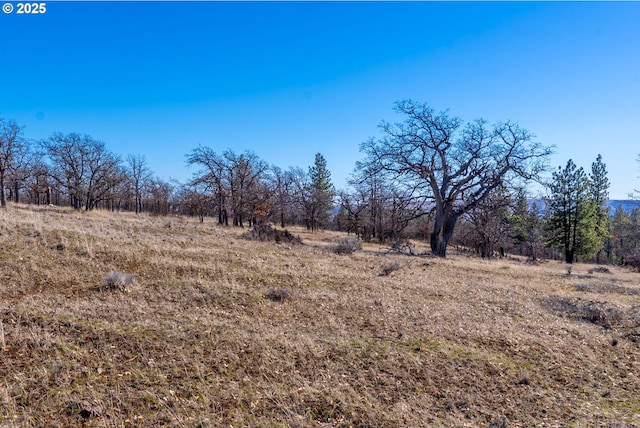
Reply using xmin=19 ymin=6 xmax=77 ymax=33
xmin=528 ymin=199 xmax=640 ymax=214
xmin=607 ymin=199 xmax=640 ymax=214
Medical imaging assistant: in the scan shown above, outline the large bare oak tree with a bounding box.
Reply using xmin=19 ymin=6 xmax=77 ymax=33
xmin=360 ymin=100 xmax=552 ymax=257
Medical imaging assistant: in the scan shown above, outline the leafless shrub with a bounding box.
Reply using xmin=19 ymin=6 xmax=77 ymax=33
xmin=624 ymin=305 xmax=640 ymax=328
xmin=100 ymin=271 xmax=136 ymax=292
xmin=333 ymin=236 xmax=362 ymax=254
xmin=380 ymin=261 xmax=401 ymax=276
xmin=243 ymin=223 xmax=302 ymax=245
xmin=574 ymin=283 xmax=594 ymax=293
xmin=582 ymin=304 xmax=623 ymax=327
xmin=588 ymin=266 xmax=612 ymax=274
xmin=542 ymin=297 xmax=624 ymax=328
xmin=263 ymin=287 xmax=292 ymax=303
xmin=389 ymin=239 xmax=415 ymax=255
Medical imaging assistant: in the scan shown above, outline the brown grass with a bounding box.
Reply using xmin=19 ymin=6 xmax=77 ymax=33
xmin=1 ymin=204 xmax=639 ymax=427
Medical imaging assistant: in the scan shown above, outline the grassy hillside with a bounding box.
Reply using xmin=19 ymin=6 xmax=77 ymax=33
xmin=1 ymin=205 xmax=639 ymax=427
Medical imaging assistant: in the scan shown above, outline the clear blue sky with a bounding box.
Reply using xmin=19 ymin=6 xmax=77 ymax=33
xmin=2 ymin=1 xmax=639 ymax=198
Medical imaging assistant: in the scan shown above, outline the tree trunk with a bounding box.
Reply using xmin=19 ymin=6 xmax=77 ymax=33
xmin=280 ymin=203 xmax=285 ymax=228
xmin=222 ymin=208 xmax=228 ymax=226
xmin=566 ymin=249 xmax=574 ymax=264
xmin=0 ymin=176 xmax=6 ymax=208
xmin=431 ymin=210 xmax=458 ymax=257
xmin=480 ymin=237 xmax=490 ymax=259
xmin=430 ymin=211 xmax=444 ymax=254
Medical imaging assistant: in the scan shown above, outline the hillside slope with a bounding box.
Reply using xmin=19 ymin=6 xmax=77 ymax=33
xmin=1 ymin=205 xmax=639 ymax=427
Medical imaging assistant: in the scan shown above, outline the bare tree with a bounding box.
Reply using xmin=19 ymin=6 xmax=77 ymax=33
xmin=186 ymin=146 xmax=228 ymax=225
xmin=8 ymin=147 xmax=39 ymax=204
xmin=347 ymin=163 xmax=426 ymax=242
xmin=22 ymin=155 xmax=52 ymax=205
xmin=287 ymin=166 xmax=313 ymax=227
xmin=337 ymin=188 xmax=370 ymax=238
xmin=147 ymin=177 xmax=174 ymax=215
xmin=224 ymin=150 xmax=269 ymax=227
xmin=126 ymin=154 xmax=154 ymax=214
xmin=269 ymin=166 xmax=295 ymax=228
xmin=0 ymin=117 xmax=28 ymax=208
xmin=463 ymin=186 xmax=512 ymax=258
xmin=186 ymin=147 xmax=269 ymax=226
xmin=175 ymin=182 xmax=211 ymax=222
xmin=360 ymin=100 xmax=551 ymax=257
xmin=42 ymin=133 xmax=123 ymax=210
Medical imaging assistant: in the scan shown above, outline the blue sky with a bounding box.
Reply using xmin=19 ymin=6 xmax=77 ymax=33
xmin=2 ymin=1 xmax=639 ymax=198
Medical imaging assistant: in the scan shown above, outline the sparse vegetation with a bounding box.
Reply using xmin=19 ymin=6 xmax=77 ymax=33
xmin=380 ymin=260 xmax=401 ymax=276
xmin=242 ymin=223 xmax=302 ymax=244
xmin=1 ymin=204 xmax=639 ymax=426
xmin=389 ymin=238 xmax=416 ymax=255
xmin=333 ymin=236 xmax=362 ymax=254
xmin=542 ymin=296 xmax=633 ymax=329
xmin=263 ymin=287 xmax=292 ymax=303
xmin=100 ymin=270 xmax=136 ymax=291
xmin=589 ymin=266 xmax=612 ymax=274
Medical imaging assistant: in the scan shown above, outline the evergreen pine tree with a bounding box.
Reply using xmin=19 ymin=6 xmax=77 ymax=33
xmin=546 ymin=159 xmax=599 ymax=263
xmin=510 ymin=189 xmax=544 ymax=260
xmin=610 ymin=204 xmax=630 ymax=264
xmin=306 ymin=153 xmax=335 ymax=230
xmin=589 ymin=154 xmax=610 ymax=262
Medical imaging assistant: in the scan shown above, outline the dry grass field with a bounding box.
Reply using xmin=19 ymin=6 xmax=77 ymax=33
xmin=1 ymin=204 xmax=639 ymax=427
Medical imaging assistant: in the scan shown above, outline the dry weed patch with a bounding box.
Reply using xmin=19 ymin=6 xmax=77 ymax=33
xmin=1 ymin=205 xmax=639 ymax=426
xmin=332 ymin=236 xmax=362 ymax=255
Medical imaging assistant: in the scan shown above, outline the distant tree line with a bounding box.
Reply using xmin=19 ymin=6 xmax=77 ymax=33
xmin=0 ymin=120 xmax=176 ymax=215
xmin=2 ymin=103 xmax=640 ymax=266
xmin=184 ymin=147 xmax=334 ymax=229
xmin=0 ymin=115 xmax=336 ymax=230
